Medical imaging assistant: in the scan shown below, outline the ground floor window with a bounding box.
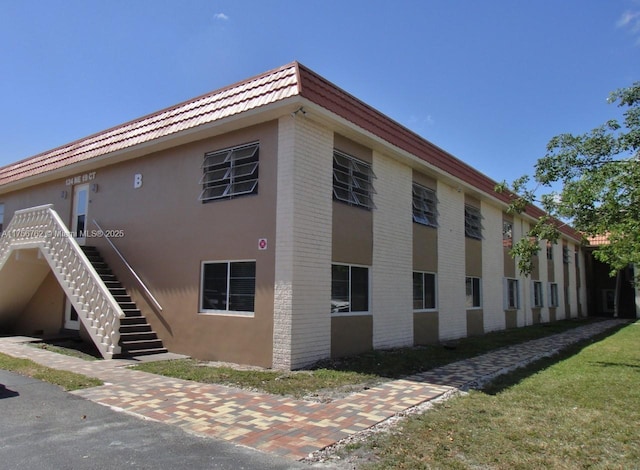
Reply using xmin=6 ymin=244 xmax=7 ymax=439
xmin=465 ymin=276 xmax=482 ymax=308
xmin=532 ymin=280 xmax=544 ymax=308
xmin=504 ymin=278 xmax=520 ymax=310
xmin=200 ymin=261 xmax=256 ymax=315
xmin=549 ymin=282 xmax=559 ymax=307
xmin=331 ymin=264 xmax=369 ymax=314
xmin=413 ymin=271 xmax=437 ymax=310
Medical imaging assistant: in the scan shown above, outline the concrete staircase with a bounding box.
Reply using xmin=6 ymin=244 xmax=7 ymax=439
xmin=81 ymin=246 xmax=167 ymax=357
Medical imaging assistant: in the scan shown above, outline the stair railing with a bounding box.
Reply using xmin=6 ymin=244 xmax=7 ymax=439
xmin=0 ymin=205 xmax=124 ymax=358
xmin=92 ymin=219 xmax=163 ymax=312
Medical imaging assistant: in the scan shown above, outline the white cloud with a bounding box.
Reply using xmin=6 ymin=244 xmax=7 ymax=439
xmin=617 ymin=10 xmax=640 ymax=44
xmin=407 ymin=114 xmax=435 ymax=128
xmin=617 ymin=10 xmax=640 ymax=45
xmin=214 ymin=12 xmax=229 ymax=21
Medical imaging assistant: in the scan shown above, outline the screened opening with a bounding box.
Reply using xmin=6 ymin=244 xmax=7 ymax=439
xmin=332 ymin=150 xmax=376 ymax=210
xmin=412 ymin=184 xmax=438 ymax=227
xmin=199 ymin=142 xmax=259 ymax=202
xmin=465 ymin=205 xmax=482 ymax=239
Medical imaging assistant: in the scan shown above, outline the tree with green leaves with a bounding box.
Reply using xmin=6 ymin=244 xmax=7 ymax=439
xmin=496 ymin=82 xmax=640 ymax=283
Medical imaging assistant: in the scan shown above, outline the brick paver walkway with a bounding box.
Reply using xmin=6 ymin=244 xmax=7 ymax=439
xmin=0 ymin=319 xmax=628 ymax=460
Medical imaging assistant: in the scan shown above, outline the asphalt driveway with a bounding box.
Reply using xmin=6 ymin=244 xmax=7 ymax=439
xmin=0 ymin=370 xmax=308 ymax=470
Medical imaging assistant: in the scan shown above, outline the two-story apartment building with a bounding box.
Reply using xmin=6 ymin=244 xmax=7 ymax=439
xmin=0 ymin=62 xmax=587 ymax=368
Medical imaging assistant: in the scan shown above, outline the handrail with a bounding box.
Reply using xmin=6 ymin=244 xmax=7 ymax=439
xmin=92 ymin=219 xmax=163 ymax=312
xmin=0 ymin=205 xmax=123 ymax=358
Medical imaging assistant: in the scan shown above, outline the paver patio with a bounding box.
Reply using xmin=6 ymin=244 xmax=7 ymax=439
xmin=0 ymin=319 xmax=627 ymax=460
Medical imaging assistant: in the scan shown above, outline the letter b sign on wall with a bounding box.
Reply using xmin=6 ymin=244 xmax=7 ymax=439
xmin=133 ymin=173 xmax=143 ymax=189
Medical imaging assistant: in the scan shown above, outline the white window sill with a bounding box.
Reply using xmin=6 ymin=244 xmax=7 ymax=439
xmin=331 ymin=311 xmax=371 ymax=317
xmin=198 ymin=311 xmax=254 ymax=318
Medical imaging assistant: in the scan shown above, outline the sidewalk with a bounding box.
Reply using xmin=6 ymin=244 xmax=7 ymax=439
xmin=0 ymin=319 xmax=628 ymax=461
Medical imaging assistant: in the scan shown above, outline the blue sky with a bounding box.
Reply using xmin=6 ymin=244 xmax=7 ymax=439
xmin=1 ymin=1 xmax=638 ymax=187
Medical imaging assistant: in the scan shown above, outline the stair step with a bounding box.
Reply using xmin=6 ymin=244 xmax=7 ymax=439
xmin=117 ymin=301 xmax=138 ymax=310
xmin=122 ymin=310 xmax=143 ymax=319
xmin=119 ymin=323 xmax=153 ymax=333
xmin=119 ymin=331 xmax=159 ymax=342
xmin=120 ymin=338 xmax=165 ymax=349
xmin=79 ymin=245 xmax=167 ymax=358
xmin=108 ymin=288 xmax=128 ymax=296
xmin=104 ymin=281 xmax=124 ymax=289
xmin=119 ymin=347 xmax=168 ymax=357
xmin=120 ymin=316 xmax=148 ymax=325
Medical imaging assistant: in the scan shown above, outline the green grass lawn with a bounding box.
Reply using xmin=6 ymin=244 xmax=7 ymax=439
xmin=345 ymin=321 xmax=639 ymax=469
xmin=31 ymin=340 xmax=100 ymax=361
xmin=133 ymin=360 xmax=380 ymax=399
xmin=133 ymin=319 xmax=593 ymax=399
xmin=0 ymin=352 xmax=103 ymax=391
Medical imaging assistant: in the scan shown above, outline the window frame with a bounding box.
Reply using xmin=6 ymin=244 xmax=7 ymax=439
xmin=504 ymin=278 xmax=520 ymax=310
xmin=502 ymin=220 xmax=513 ymax=248
xmin=548 ymin=282 xmax=559 ymax=308
xmin=199 ymin=142 xmax=259 ymax=203
xmin=465 ymin=276 xmax=482 ymax=309
xmin=464 ymin=204 xmax=483 ymax=240
xmin=532 ymin=280 xmax=544 ymax=308
xmin=0 ymin=203 xmax=4 ymax=234
xmin=412 ymin=183 xmax=438 ymax=228
xmin=413 ymin=271 xmax=438 ymax=311
xmin=546 ymin=242 xmax=554 ymax=261
xmin=199 ymin=260 xmax=257 ymax=317
xmin=331 ymin=263 xmax=370 ymax=316
xmin=332 ymin=150 xmax=376 ymax=210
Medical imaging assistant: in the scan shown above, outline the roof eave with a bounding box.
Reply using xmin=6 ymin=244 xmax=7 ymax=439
xmin=0 ymin=95 xmax=304 ymax=195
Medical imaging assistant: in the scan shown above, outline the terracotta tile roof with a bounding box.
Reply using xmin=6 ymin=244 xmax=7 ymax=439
xmin=588 ymin=234 xmax=610 ymax=246
xmin=0 ymin=63 xmax=300 ymax=185
xmin=295 ymin=64 xmax=582 ymax=241
xmin=0 ymin=61 xmax=581 ymax=241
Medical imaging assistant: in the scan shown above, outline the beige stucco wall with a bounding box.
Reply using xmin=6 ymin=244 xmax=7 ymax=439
xmin=12 ymin=271 xmax=65 ymax=336
xmin=2 ymin=121 xmax=280 ymax=367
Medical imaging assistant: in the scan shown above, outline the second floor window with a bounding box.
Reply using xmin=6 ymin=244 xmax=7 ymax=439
xmin=199 ymin=142 xmax=259 ymax=203
xmin=465 ymin=205 xmax=482 ymax=239
xmin=503 ymin=221 xmax=513 ymax=248
xmin=412 ymin=184 xmax=438 ymax=227
xmin=333 ymin=150 xmax=376 ymax=210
